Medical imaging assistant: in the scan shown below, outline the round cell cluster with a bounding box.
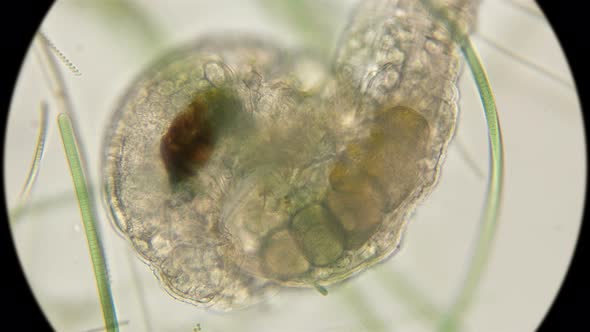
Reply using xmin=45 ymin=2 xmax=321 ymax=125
xmin=102 ymin=0 xmax=476 ymax=310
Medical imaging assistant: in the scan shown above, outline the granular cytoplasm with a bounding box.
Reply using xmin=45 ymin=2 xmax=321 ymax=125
xmin=102 ymin=0 xmax=480 ymax=310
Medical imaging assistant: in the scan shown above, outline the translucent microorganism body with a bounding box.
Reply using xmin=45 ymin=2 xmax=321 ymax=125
xmin=102 ymin=0 xmax=480 ymax=310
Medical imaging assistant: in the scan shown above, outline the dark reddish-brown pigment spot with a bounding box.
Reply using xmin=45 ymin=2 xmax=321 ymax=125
xmin=160 ymin=97 xmax=215 ymax=181
xmin=160 ymin=88 xmax=245 ymax=183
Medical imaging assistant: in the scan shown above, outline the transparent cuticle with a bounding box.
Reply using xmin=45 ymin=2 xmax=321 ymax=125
xmin=102 ymin=0 xmax=481 ymax=312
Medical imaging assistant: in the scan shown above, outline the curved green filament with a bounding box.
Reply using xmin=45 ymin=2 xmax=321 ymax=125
xmin=58 ymin=113 xmax=119 ymax=332
xmin=439 ymin=37 xmax=504 ymax=332
xmin=10 ymin=102 xmax=49 ymax=222
xmin=413 ymin=2 xmax=504 ymax=329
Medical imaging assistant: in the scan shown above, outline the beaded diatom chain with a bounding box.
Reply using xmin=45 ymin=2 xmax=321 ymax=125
xmin=102 ymin=0 xmax=480 ymax=310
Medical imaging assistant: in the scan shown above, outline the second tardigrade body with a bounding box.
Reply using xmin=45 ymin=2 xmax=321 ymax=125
xmin=102 ymin=0 xmax=480 ymax=310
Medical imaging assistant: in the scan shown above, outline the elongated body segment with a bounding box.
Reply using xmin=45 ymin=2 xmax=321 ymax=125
xmin=102 ymin=0 xmax=480 ymax=310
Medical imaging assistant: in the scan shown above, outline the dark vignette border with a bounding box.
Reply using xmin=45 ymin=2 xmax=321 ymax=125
xmin=536 ymin=1 xmax=588 ymax=331
xmin=0 ymin=1 xmax=587 ymax=331
xmin=1 ymin=1 xmax=56 ymax=331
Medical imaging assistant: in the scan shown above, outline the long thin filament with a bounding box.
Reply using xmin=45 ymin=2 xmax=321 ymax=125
xmin=439 ymin=37 xmax=504 ymax=332
xmin=10 ymin=102 xmax=49 ymax=222
xmin=57 ymin=113 xmax=119 ymax=332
